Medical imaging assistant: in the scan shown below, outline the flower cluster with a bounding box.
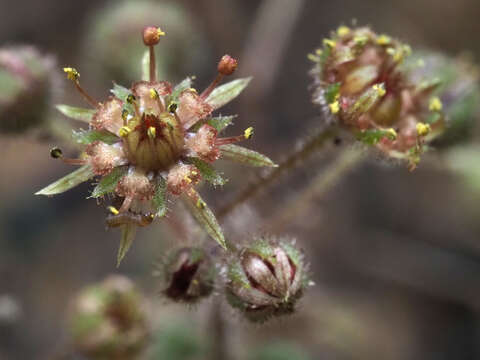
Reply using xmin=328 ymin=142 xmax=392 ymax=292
xmin=36 ymin=26 xmax=276 ymax=265
xmin=310 ymin=26 xmax=449 ymax=170
xmin=0 ymin=46 xmax=58 ymax=134
xmin=69 ymin=275 xmax=148 ymax=359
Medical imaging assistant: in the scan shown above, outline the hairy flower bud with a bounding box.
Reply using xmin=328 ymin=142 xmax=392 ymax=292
xmin=310 ymin=26 xmax=451 ymax=169
xmin=225 ymin=237 xmax=308 ymax=322
xmin=0 ymin=46 xmax=58 ymax=134
xmin=69 ymin=275 xmax=148 ymax=360
xmin=218 ymin=55 xmax=238 ymax=76
xmin=156 ymin=247 xmax=215 ymax=303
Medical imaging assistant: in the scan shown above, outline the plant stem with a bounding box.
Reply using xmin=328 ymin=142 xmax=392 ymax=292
xmin=210 ymin=299 xmax=229 ymax=360
xmin=266 ymin=146 xmax=365 ymax=232
xmin=217 ymin=125 xmax=338 ymax=219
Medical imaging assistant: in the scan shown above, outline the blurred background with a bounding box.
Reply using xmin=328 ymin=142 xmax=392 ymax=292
xmin=1 ymin=0 xmax=480 ymax=359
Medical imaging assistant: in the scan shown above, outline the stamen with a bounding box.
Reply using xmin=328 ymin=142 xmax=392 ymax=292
xmin=142 ymin=26 xmax=165 ymax=83
xmin=119 ymin=195 xmax=133 ymax=213
xmin=50 ymin=146 xmax=87 ymax=165
xmin=63 ymin=67 xmax=98 ymax=108
xmin=200 ymin=54 xmax=238 ymax=100
xmin=215 ymin=127 xmax=254 ymax=146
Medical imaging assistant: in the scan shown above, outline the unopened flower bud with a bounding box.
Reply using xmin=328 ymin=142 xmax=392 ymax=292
xmin=218 ymin=55 xmax=238 ymax=76
xmin=225 ymin=237 xmax=308 ymax=323
xmin=142 ymin=26 xmax=165 ymax=46
xmin=69 ymin=275 xmax=148 ymax=360
xmin=0 ymin=46 xmax=58 ymax=134
xmin=157 ymin=247 xmax=215 ymax=303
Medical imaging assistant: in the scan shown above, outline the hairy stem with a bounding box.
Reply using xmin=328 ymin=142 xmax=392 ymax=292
xmin=210 ymin=300 xmax=229 ymax=360
xmin=217 ymin=125 xmax=338 ymax=219
xmin=266 ymin=146 xmax=365 ymax=232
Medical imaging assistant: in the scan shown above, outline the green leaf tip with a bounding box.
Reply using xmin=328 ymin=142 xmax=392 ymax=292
xmin=56 ymin=104 xmax=95 ymax=123
xmin=35 ymin=165 xmax=94 ymax=196
xmin=183 ymin=190 xmax=226 ymax=250
xmin=90 ymin=166 xmax=127 ymax=198
xmin=116 ymin=223 xmax=137 ymax=267
xmin=206 ymin=77 xmax=252 ymax=109
xmin=219 ymin=144 xmax=277 ymax=167
xmin=72 ymin=129 xmax=119 ymax=145
xmin=186 ymin=157 xmax=227 ymax=186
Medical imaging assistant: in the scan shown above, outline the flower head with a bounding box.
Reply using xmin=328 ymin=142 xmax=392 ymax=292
xmin=310 ymin=26 xmax=452 ymax=170
xmin=225 ymin=236 xmax=309 ymax=323
xmin=36 ymin=27 xmax=276 ymax=265
xmin=0 ymin=46 xmax=58 ymax=134
xmin=69 ymin=275 xmax=148 ymax=359
xmin=155 ymin=246 xmax=215 ymax=303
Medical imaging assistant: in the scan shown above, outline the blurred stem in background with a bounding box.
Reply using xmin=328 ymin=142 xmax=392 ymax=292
xmin=266 ymin=146 xmax=365 ymax=232
xmin=218 ymin=125 xmax=338 ymax=219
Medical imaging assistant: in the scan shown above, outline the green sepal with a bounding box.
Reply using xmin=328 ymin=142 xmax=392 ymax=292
xmin=355 ymin=128 xmax=396 ymax=145
xmin=206 ymin=77 xmax=251 ymax=109
xmin=186 ymin=157 xmax=227 ymax=186
xmin=35 ymin=164 xmax=94 ymax=196
xmin=324 ymin=83 xmax=341 ymax=104
xmin=182 ymin=190 xmax=226 ymax=250
xmin=117 ymin=223 xmax=137 ymax=267
xmin=190 ymin=115 xmax=236 ymax=133
xmin=348 ymin=83 xmax=385 ymax=116
xmin=72 ymin=129 xmax=119 ymax=145
xmin=111 ymin=82 xmax=132 ymax=102
xmin=56 ymin=104 xmax=95 ymax=123
xmin=219 ymin=144 xmax=277 ymax=167
xmin=152 ymin=176 xmax=168 ymax=218
xmin=89 ymin=166 xmax=127 ymax=198
xmin=166 ymin=77 xmax=194 ymax=106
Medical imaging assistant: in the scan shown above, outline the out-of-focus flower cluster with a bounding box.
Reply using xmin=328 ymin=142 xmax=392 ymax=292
xmin=310 ymin=26 xmax=479 ymax=170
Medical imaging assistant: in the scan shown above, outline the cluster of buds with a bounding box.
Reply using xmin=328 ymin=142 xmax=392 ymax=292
xmin=155 ymin=246 xmax=215 ymax=303
xmin=68 ymin=275 xmax=148 ymax=359
xmin=225 ymin=237 xmax=309 ymax=323
xmin=36 ymin=26 xmax=275 ymax=265
xmin=310 ymin=26 xmax=450 ymax=170
xmin=0 ymin=46 xmax=58 ymax=134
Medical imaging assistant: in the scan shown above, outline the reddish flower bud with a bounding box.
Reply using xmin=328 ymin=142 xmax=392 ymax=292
xmin=225 ymin=237 xmax=309 ymax=323
xmin=217 ymin=54 xmax=238 ymax=76
xmin=142 ymin=26 xmax=165 ymax=46
xmin=157 ymin=247 xmax=215 ymax=303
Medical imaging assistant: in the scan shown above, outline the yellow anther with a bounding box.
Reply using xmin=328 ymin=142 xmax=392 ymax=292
xmin=307 ymin=53 xmax=320 ymax=62
xmin=385 ymin=128 xmax=397 ymax=140
xmin=184 ymin=175 xmax=192 ymax=184
xmin=329 ymin=101 xmax=340 ymax=114
xmin=188 ymin=88 xmax=197 ymax=93
xmin=149 ymin=88 xmax=159 ymax=99
xmin=157 ymin=27 xmax=166 ymax=37
xmin=337 ymin=26 xmax=351 ymax=37
xmin=376 ymin=34 xmax=391 ymax=45
xmin=191 ymin=170 xmax=198 ymax=176
xmin=196 ymin=199 xmax=206 ymax=209
xmin=244 ymin=127 xmax=254 ymax=139
xmin=386 ymin=47 xmax=395 ymax=56
xmin=429 ymin=96 xmax=443 ymax=112
xmin=147 ymin=126 xmax=156 ymax=139
xmin=107 ymin=206 xmax=119 ymax=215
xmin=315 ymin=48 xmax=323 ymax=56
xmin=323 ymin=39 xmax=336 ymax=48
xmin=403 ymin=45 xmax=412 ymax=56
xmin=353 ymin=35 xmax=368 ymax=46
xmin=119 ymin=126 xmax=132 ymax=137
xmin=373 ymin=84 xmax=386 ymax=97
xmin=63 ymin=67 xmax=79 ymax=81
xmin=416 ymin=122 xmax=431 ymax=136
